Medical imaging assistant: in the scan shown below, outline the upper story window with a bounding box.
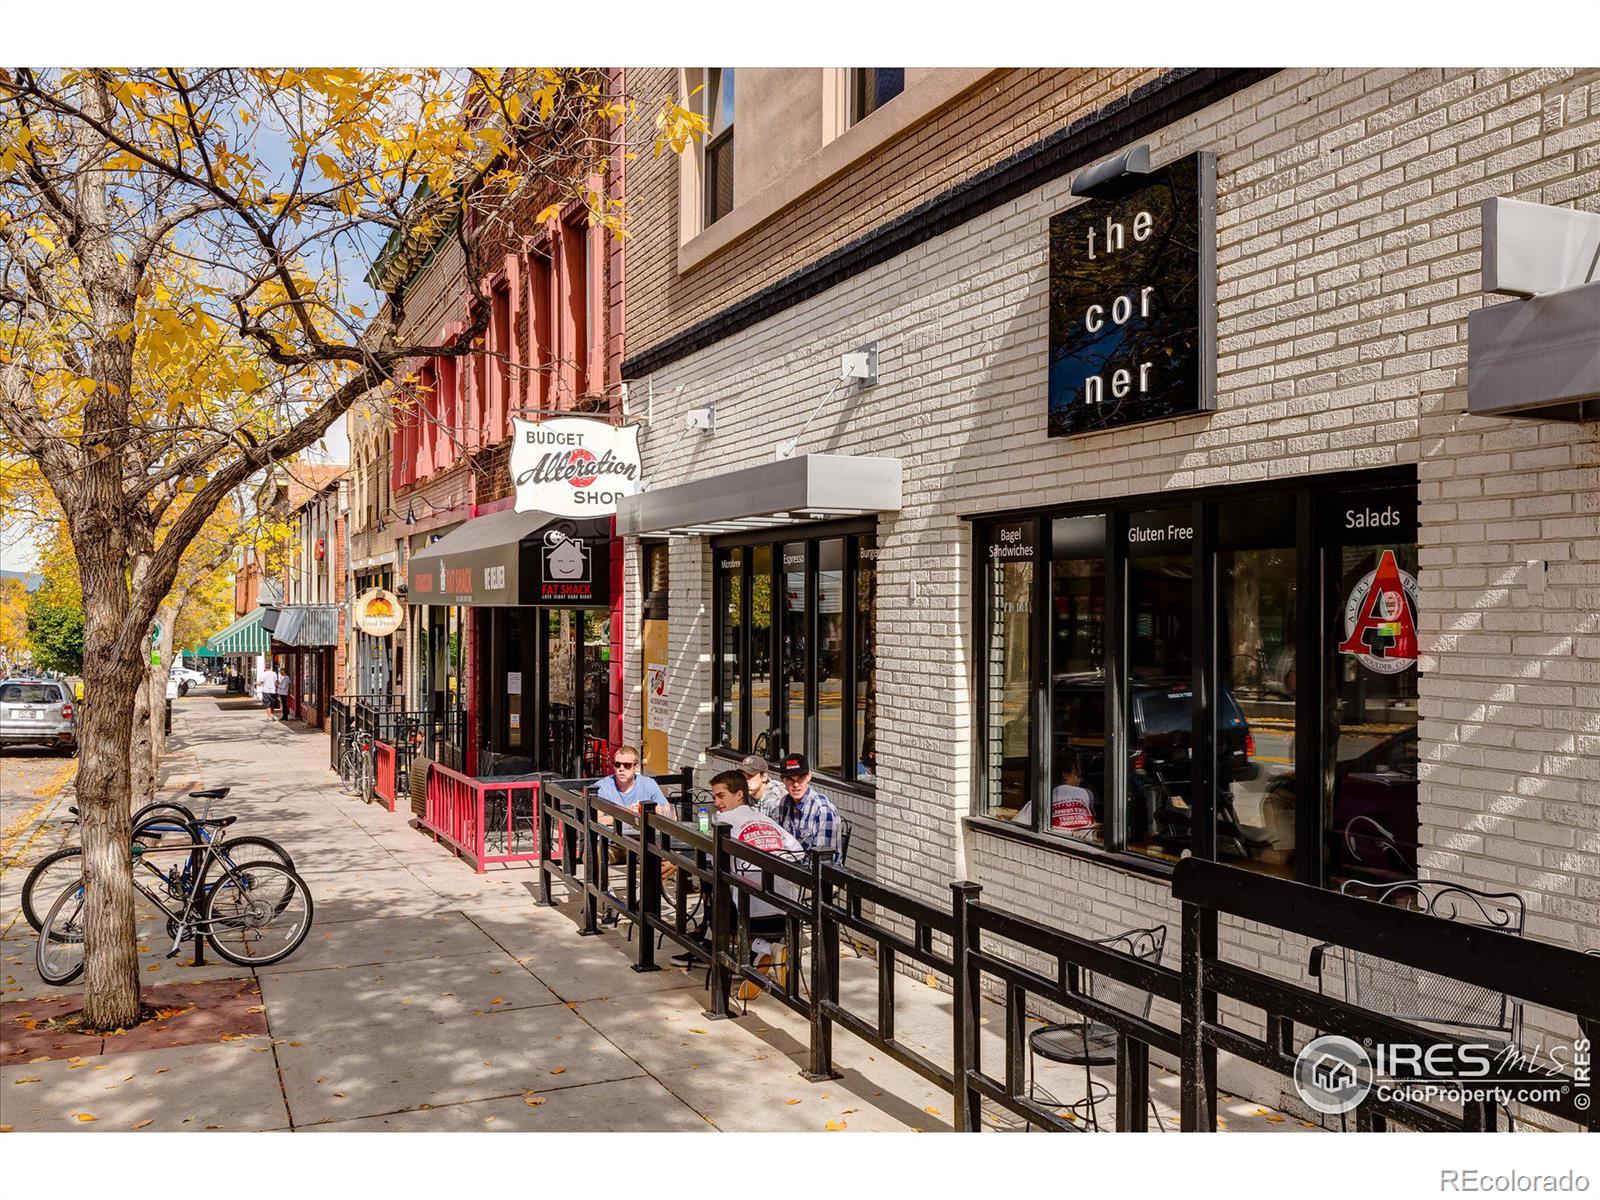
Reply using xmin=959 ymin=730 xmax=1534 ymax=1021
xmin=704 ymin=68 xmax=735 ymax=226
xmin=850 ymin=69 xmax=904 ymax=124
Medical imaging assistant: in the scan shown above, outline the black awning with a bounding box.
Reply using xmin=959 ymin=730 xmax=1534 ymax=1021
xmin=406 ymin=510 xmax=611 ymax=608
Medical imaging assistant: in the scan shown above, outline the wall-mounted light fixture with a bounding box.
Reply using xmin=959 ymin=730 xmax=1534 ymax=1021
xmin=1070 ymin=144 xmax=1153 ymax=200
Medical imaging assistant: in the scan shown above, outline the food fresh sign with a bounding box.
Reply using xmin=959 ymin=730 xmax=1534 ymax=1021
xmin=511 ymin=417 xmax=641 ymax=516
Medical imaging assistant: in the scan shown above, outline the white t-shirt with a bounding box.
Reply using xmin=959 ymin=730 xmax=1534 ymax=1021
xmin=258 ymin=669 xmax=277 ymax=696
xmin=715 ymin=804 xmax=805 ymax=918
xmin=1013 ymin=785 xmax=1097 ymax=831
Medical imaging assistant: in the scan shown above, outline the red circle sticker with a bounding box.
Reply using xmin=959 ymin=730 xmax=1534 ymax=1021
xmin=567 ymin=448 xmax=597 ymax=488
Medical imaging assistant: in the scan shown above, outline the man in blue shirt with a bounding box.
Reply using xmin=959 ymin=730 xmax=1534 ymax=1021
xmin=772 ymin=753 xmax=843 ymax=863
xmin=594 ymin=744 xmax=667 ymax=811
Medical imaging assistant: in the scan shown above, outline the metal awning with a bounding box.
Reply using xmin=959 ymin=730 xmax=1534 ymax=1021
xmin=616 ymin=454 xmax=902 ymax=537
xmin=204 ymin=607 xmax=271 ymax=656
xmin=271 ymin=605 xmax=342 ymax=648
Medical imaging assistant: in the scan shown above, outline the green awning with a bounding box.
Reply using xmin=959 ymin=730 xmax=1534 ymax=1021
xmin=205 ymin=607 xmax=271 ymax=656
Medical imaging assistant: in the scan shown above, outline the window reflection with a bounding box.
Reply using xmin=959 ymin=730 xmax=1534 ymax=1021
xmin=1217 ymin=542 xmax=1297 ymax=876
xmin=782 ymin=542 xmax=807 ymax=759
xmin=750 ymin=545 xmax=774 ymax=750
xmin=1045 ymin=515 xmax=1106 ymax=844
xmin=717 ymin=549 xmax=743 ymax=748
xmin=817 ymin=539 xmax=845 ymax=776
xmin=1125 ymin=512 xmax=1195 ymax=859
xmin=982 ymin=521 xmax=1034 ymax=818
xmin=1328 ymin=542 xmax=1420 ymax=884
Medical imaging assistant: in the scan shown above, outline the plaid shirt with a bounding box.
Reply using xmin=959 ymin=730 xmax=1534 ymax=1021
xmin=775 ymin=786 xmax=842 ymax=863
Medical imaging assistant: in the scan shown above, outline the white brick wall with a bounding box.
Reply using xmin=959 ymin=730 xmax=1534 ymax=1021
xmin=621 ymin=67 xmax=1599 ymax=1114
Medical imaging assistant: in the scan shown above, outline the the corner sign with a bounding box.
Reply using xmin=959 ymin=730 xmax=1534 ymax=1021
xmin=353 ymin=588 xmax=403 ymax=637
xmin=511 ymin=417 xmax=641 ymax=516
xmin=1048 ymin=152 xmax=1216 ymax=437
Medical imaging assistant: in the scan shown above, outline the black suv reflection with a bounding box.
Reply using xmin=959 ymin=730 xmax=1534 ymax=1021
xmin=1052 ymin=676 xmax=1263 ymax=856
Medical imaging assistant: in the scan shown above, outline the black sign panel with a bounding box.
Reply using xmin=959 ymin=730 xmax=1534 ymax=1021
xmin=1322 ymin=486 xmax=1418 ymax=546
xmin=520 ymin=521 xmax=612 ymax=608
xmin=1048 ymin=152 xmax=1215 ymax=437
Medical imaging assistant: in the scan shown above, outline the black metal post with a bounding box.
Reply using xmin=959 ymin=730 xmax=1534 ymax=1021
xmin=536 ymin=786 xmax=554 ymax=906
xmin=878 ymin=945 xmax=896 ymax=1044
xmin=1005 ymin=981 xmax=1026 ymax=1102
xmin=803 ymin=851 xmax=841 ymax=1081
xmin=1180 ymin=899 xmax=1218 ymax=1131
xmin=950 ymin=880 xmax=983 ymax=1133
xmin=633 ymin=801 xmax=660 ymax=973
xmin=1115 ymin=1033 xmax=1150 ymax=1132
xmin=703 ymin=822 xmax=732 ymax=1021
xmin=579 ymin=797 xmax=599 ymax=936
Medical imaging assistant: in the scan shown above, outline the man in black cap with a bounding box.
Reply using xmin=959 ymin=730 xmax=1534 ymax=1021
xmin=772 ymin=752 xmax=843 ymax=863
xmin=739 ymin=753 xmax=783 ymax=821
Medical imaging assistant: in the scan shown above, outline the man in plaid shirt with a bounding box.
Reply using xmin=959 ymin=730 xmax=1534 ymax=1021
xmin=772 ymin=753 xmax=843 ymax=863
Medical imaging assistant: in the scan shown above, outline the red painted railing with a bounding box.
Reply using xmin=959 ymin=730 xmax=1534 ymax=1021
xmin=421 ymin=761 xmax=558 ymax=872
xmin=374 ymin=740 xmax=397 ymax=811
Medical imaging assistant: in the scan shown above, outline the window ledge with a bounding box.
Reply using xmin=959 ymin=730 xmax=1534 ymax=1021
xmin=963 ymin=815 xmax=1177 ymax=883
xmin=678 ymin=68 xmax=999 ymax=273
xmin=703 ymin=746 xmax=877 ymax=800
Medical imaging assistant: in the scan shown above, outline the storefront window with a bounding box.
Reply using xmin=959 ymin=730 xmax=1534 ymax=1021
xmin=715 ymin=549 xmax=744 ymax=749
xmin=750 ymin=545 xmax=774 ymax=751
xmin=817 ymin=539 xmax=845 ymax=777
xmin=981 ymin=520 xmax=1035 ymax=819
xmin=1124 ymin=508 xmax=1195 ymax=860
xmin=1048 ymin=515 xmax=1105 ymax=843
xmin=972 ymin=470 xmax=1419 ymax=891
xmin=1216 ymin=499 xmax=1297 ymax=878
xmin=1327 ymin=487 xmax=1420 ymax=886
xmin=782 ymin=542 xmax=808 ymax=759
xmin=853 ymin=535 xmax=877 ymax=784
xmin=711 ymin=525 xmax=878 ymax=787
xmin=582 ymin=611 xmax=611 ymax=773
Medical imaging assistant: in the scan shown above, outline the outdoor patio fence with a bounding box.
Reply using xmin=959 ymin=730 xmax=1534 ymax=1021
xmin=530 ymin=779 xmax=1600 ymax=1133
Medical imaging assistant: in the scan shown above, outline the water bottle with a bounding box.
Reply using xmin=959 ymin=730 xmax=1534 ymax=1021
xmin=696 ymin=802 xmax=712 ymax=834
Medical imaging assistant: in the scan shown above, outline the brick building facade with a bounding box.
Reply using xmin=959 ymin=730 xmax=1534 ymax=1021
xmin=613 ymin=67 xmax=1599 ymax=1119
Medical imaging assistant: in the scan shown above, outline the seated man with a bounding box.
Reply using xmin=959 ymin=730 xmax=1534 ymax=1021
xmin=772 ymin=753 xmax=843 ymax=863
xmin=594 ymin=744 xmax=666 ymax=812
xmin=709 ymin=769 xmax=804 ymax=999
xmin=596 ymin=745 xmax=668 ymax=879
xmin=1012 ymin=757 xmax=1098 ymax=834
xmin=739 ymin=753 xmax=783 ymax=820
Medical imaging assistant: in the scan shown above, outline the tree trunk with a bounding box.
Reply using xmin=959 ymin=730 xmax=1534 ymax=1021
xmin=75 ymin=597 xmax=144 ymax=1030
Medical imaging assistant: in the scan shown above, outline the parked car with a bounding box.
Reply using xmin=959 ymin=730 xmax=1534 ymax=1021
xmin=0 ymin=678 xmax=78 ymax=755
xmin=170 ymin=666 xmax=206 ymax=695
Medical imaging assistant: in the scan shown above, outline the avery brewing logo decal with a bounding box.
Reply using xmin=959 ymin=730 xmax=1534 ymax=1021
xmin=511 ymin=417 xmax=641 ymax=516
xmin=1338 ymin=549 xmax=1419 ymax=675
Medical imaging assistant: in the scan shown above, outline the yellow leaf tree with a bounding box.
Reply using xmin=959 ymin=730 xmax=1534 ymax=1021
xmin=0 ymin=67 xmax=684 ymax=1029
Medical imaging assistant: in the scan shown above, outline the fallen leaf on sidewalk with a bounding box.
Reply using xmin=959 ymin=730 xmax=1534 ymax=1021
xmin=131 ymin=1120 xmax=153 ymax=1130
xmin=14 ymin=1078 xmax=41 ymax=1084
xmin=155 ymin=1068 xmax=169 ymax=1074
xmin=523 ymin=1092 xmax=547 ymax=1107
xmin=824 ymin=1120 xmax=846 ymax=1131
xmin=28 ymin=1057 xmax=50 ymax=1064
xmin=205 ymin=1124 xmax=222 ymax=1130
xmin=924 ymin=1106 xmax=941 ymax=1116
xmin=925 ymin=973 xmax=938 ymax=987
xmin=0 ymin=1125 xmax=12 ymax=1133
xmin=74 ymin=1113 xmax=97 ymax=1122
xmin=147 ymin=964 xmax=160 ymax=971
xmin=785 ymin=1099 xmax=801 ymax=1105
xmin=549 ymin=1066 xmax=566 ymax=1075
xmin=688 ymin=1028 xmax=707 ymax=1035
xmin=842 ymin=1108 xmax=858 ymax=1114
xmin=489 ymin=997 xmax=505 ymax=1005
xmin=1265 ymin=1113 xmax=1285 ymax=1123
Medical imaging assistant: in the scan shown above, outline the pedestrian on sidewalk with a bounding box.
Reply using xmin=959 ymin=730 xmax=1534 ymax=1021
xmin=258 ymin=663 xmax=279 ymax=718
xmin=274 ymin=664 xmax=290 ymax=721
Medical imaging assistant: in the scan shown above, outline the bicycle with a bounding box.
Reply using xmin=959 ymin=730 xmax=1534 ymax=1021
xmin=20 ymin=788 xmax=295 ymax=932
xmin=338 ymin=728 xmax=374 ymax=797
xmin=36 ymin=813 xmax=313 ymax=983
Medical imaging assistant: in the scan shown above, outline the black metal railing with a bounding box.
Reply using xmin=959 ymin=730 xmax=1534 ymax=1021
xmin=528 ymin=783 xmax=1600 ymax=1133
xmin=1173 ymin=858 xmax=1600 ymax=1133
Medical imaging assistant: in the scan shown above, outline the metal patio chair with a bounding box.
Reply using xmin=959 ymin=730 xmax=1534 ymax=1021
xmin=1027 ymin=924 xmax=1169 ymax=1131
xmin=1308 ymin=877 xmax=1527 ymax=1129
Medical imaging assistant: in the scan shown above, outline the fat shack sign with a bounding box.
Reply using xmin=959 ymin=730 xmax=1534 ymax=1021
xmin=1047 ymin=152 xmax=1216 ymax=437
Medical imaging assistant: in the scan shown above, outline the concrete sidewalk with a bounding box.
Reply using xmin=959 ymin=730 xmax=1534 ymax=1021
xmin=2 ymin=690 xmax=1312 ymax=1132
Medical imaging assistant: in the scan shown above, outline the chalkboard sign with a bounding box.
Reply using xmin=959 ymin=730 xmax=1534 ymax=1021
xmin=1048 ymin=152 xmax=1215 ymax=437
